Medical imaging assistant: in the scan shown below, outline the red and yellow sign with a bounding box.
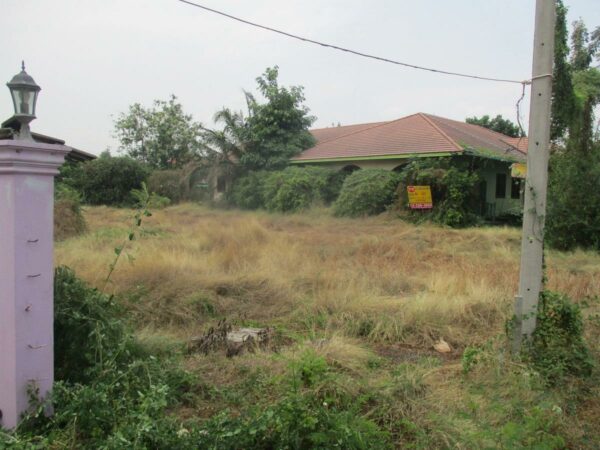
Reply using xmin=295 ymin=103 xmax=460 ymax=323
xmin=511 ymin=163 xmax=527 ymax=179
xmin=407 ymin=185 xmax=433 ymax=209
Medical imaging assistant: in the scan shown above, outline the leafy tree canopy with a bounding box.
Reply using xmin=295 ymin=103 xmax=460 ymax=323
xmin=203 ymin=66 xmax=316 ymax=171
xmin=550 ymin=2 xmax=600 ymax=144
xmin=551 ymin=0 xmax=576 ymax=140
xmin=465 ymin=114 xmax=524 ymax=137
xmin=114 ymin=95 xmax=204 ymax=170
xmin=570 ymin=19 xmax=600 ymax=71
xmin=547 ymin=6 xmax=600 ymax=251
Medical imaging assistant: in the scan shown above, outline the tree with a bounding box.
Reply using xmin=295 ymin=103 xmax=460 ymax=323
xmin=114 ymin=95 xmax=204 ymax=169
xmin=546 ymin=139 xmax=600 ymax=250
xmin=550 ymin=3 xmax=600 ymax=144
xmin=568 ymin=20 xmax=600 ymax=153
xmin=465 ymin=114 xmax=524 ymax=137
xmin=551 ymin=0 xmax=576 ymax=141
xmin=547 ymin=10 xmax=600 ymax=250
xmin=570 ymin=19 xmax=600 ymax=71
xmin=203 ymin=66 xmax=316 ymax=172
xmin=201 ymin=107 xmax=247 ymax=163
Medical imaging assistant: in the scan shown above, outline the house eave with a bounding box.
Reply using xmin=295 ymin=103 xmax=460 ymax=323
xmin=462 ymin=147 xmax=524 ymax=163
xmin=290 ymin=151 xmax=461 ymax=164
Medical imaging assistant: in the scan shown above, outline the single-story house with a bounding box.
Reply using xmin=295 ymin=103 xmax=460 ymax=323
xmin=291 ymin=113 xmax=528 ymax=218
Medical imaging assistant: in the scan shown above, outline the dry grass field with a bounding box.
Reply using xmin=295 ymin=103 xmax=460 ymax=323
xmin=55 ymin=204 xmax=600 ymax=448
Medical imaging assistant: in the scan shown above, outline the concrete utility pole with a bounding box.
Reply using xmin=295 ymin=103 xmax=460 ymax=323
xmin=512 ymin=0 xmax=555 ymax=353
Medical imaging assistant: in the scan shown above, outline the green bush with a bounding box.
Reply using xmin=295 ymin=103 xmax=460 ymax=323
xmin=523 ymin=291 xmax=594 ymax=383
xmin=333 ymin=169 xmax=401 ymax=217
xmin=229 ymin=170 xmax=269 ymax=209
xmin=309 ymin=166 xmax=348 ymax=204
xmin=147 ymin=169 xmax=185 ymax=203
xmin=64 ymin=155 xmax=150 ymax=206
xmin=194 ymin=350 xmax=388 ymax=449
xmin=395 ymin=158 xmax=480 ymax=227
xmin=546 ymin=143 xmax=600 ymax=250
xmin=230 ymin=166 xmax=343 ymax=212
xmin=5 ymin=267 xmax=196 ymax=449
xmin=290 ymin=350 xmax=329 ymax=388
xmin=196 ymin=392 xmax=390 ymax=449
xmin=263 ymin=167 xmax=327 ymax=213
xmin=53 ymin=266 xmax=136 ymax=383
xmin=132 ymin=185 xmax=171 ymax=209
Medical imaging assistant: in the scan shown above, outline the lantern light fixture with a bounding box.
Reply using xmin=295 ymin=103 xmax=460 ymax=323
xmin=6 ymin=61 xmax=41 ymax=140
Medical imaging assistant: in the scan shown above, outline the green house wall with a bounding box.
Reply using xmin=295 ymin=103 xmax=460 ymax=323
xmin=293 ymin=155 xmax=523 ymax=218
xmin=477 ymin=159 xmax=522 ymax=218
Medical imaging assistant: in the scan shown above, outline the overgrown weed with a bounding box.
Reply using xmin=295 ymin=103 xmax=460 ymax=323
xmin=43 ymin=203 xmax=600 ymax=448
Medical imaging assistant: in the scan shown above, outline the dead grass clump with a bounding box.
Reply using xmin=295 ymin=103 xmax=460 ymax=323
xmin=308 ymin=335 xmax=374 ymax=375
xmin=56 ymin=203 xmax=600 ymax=352
xmin=54 ymin=199 xmax=87 ymax=241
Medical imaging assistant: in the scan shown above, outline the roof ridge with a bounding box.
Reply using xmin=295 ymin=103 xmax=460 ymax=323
xmin=419 ymin=113 xmax=463 ymax=151
xmin=429 ymin=113 xmax=526 ymax=148
xmin=310 ymin=121 xmax=385 ymax=133
xmin=426 ymin=113 xmax=519 ymax=152
xmin=311 ymin=119 xmax=396 ymax=146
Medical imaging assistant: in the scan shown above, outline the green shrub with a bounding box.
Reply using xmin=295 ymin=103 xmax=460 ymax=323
xmin=5 ymin=267 xmax=196 ymax=448
xmin=546 ymin=143 xmax=600 ymax=250
xmin=290 ymin=350 xmax=329 ymax=388
xmin=395 ymin=158 xmax=480 ymax=227
xmin=132 ymin=185 xmax=171 ymax=209
xmin=65 ymin=156 xmax=150 ymax=206
xmin=522 ymin=291 xmax=594 ymax=383
xmin=263 ymin=167 xmax=327 ymax=213
xmin=54 ymin=184 xmax=87 ymax=241
xmin=148 ymin=193 xmax=171 ymax=209
xmin=229 ymin=170 xmax=268 ymax=209
xmin=333 ymin=169 xmax=401 ymax=217
xmin=147 ymin=169 xmax=185 ymax=203
xmin=230 ymin=166 xmax=342 ymax=212
xmin=194 ymin=350 xmax=388 ymax=449
xmin=196 ymin=392 xmax=390 ymax=449
xmin=53 ymin=266 xmax=136 ymax=383
xmin=308 ymin=166 xmax=348 ymax=204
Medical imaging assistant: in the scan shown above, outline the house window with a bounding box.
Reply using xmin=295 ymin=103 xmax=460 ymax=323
xmin=511 ymin=178 xmax=522 ymax=199
xmin=216 ymin=176 xmax=227 ymax=193
xmin=495 ymin=173 xmax=506 ymax=199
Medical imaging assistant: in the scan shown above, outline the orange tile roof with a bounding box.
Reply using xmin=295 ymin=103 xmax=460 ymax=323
xmin=309 ymin=122 xmax=387 ymax=144
xmin=502 ymin=137 xmax=529 ymax=153
xmin=296 ymin=113 xmax=527 ymax=162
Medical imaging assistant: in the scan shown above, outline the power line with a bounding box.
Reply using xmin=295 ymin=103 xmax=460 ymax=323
xmin=176 ymin=0 xmax=527 ymax=85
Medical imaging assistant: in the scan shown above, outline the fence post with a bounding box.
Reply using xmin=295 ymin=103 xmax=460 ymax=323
xmin=0 ymin=139 xmax=69 ymax=429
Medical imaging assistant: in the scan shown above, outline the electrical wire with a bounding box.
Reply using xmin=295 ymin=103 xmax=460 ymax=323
xmin=176 ymin=0 xmax=527 ymax=85
xmin=516 ymin=82 xmax=528 ymax=138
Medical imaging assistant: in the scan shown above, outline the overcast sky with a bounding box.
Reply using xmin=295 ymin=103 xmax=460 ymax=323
xmin=2 ymin=1 xmax=599 ymax=154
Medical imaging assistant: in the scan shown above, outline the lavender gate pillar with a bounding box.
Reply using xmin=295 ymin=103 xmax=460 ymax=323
xmin=0 ymin=139 xmax=69 ymax=429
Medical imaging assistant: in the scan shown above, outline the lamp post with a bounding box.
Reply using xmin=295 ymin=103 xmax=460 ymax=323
xmin=6 ymin=62 xmax=41 ymax=140
xmin=0 ymin=64 xmax=69 ymax=429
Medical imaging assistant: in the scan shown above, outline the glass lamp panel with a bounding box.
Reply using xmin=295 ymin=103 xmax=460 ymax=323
xmin=31 ymin=90 xmax=38 ymax=116
xmin=10 ymin=88 xmax=36 ymax=116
